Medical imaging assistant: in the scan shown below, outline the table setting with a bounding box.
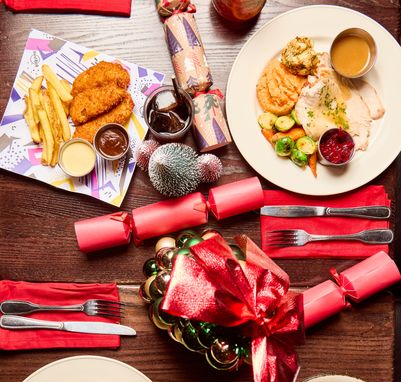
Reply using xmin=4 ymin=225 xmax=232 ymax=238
xmin=1 ymin=1 xmax=401 ymax=382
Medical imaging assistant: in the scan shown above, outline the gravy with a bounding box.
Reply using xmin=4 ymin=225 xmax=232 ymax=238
xmin=331 ymin=35 xmax=370 ymax=77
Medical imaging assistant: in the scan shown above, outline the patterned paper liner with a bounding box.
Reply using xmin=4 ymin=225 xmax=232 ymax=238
xmin=0 ymin=29 xmax=165 ymax=206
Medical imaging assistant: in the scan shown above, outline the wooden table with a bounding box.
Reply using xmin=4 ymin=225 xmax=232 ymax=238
xmin=1 ymin=1 xmax=400 ymax=381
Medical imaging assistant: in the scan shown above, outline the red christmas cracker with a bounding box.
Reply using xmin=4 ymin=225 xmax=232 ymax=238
xmin=74 ymin=212 xmax=132 ymax=253
xmin=303 ymin=251 xmax=401 ymax=328
xmin=74 ymin=177 xmax=264 ymax=251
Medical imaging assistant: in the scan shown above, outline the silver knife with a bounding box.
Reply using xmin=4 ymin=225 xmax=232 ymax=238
xmin=260 ymin=205 xmax=391 ymax=219
xmin=0 ymin=315 xmax=136 ymax=336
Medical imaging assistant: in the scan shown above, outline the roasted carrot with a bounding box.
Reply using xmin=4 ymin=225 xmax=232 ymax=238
xmin=261 ymin=128 xmax=274 ymax=147
xmin=272 ymin=127 xmax=306 ymax=143
xmin=308 ymin=151 xmax=317 ymax=177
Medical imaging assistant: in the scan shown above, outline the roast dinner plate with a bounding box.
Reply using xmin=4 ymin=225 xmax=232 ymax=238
xmin=226 ymin=5 xmax=401 ymax=196
xmin=23 ymin=355 xmax=152 ymax=382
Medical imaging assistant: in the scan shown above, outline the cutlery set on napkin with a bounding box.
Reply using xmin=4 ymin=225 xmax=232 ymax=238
xmin=261 ymin=185 xmax=392 ymax=258
xmin=0 ymin=281 xmax=135 ymax=350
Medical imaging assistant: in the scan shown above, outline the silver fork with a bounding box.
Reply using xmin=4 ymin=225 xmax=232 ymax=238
xmin=265 ymin=228 xmax=394 ymax=247
xmin=0 ymin=299 xmax=124 ymax=319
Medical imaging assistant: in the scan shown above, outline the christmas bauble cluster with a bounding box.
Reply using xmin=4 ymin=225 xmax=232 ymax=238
xmin=140 ymin=229 xmax=252 ymax=372
xmin=134 ymin=140 xmax=223 ymax=198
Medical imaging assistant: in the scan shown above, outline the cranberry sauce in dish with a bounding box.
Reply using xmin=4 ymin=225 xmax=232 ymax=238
xmin=318 ymin=128 xmax=355 ymax=165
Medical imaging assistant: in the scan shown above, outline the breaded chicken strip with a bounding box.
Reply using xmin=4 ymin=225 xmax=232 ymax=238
xmin=70 ymin=85 xmax=127 ymax=125
xmin=73 ymin=93 xmax=134 ymax=143
xmin=72 ymin=61 xmax=130 ymax=96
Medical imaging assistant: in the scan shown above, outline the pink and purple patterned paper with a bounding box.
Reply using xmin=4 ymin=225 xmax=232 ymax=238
xmin=0 ymin=29 xmax=165 ymax=207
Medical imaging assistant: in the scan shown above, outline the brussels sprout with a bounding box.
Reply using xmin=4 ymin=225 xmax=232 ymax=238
xmin=274 ymin=116 xmax=295 ymax=132
xmin=296 ymin=136 xmax=316 ymax=154
xmin=275 ymin=137 xmax=295 ymax=156
xmin=258 ymin=112 xmax=277 ymax=130
xmin=290 ymin=109 xmax=301 ymax=125
xmin=290 ymin=148 xmax=308 ymax=167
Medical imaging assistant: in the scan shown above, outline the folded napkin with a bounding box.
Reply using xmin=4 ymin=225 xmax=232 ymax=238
xmin=1 ymin=0 xmax=132 ymax=16
xmin=0 ymin=280 xmax=120 ymax=350
xmin=261 ymin=186 xmax=390 ymax=258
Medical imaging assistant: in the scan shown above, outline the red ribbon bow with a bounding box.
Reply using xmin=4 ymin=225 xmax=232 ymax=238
xmin=172 ymin=3 xmax=196 ymax=14
xmin=162 ymin=235 xmax=304 ymax=382
xmin=161 ymin=1 xmax=196 ymax=20
xmin=329 ymin=268 xmax=356 ymax=305
xmin=194 ymin=88 xmax=224 ymax=99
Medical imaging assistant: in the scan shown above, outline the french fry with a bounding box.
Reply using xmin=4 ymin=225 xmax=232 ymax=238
xmin=60 ymin=80 xmax=72 ymax=116
xmin=39 ymin=127 xmax=49 ymax=165
xmin=261 ymin=128 xmax=274 ymax=147
xmin=60 ymin=79 xmax=71 ymax=93
xmin=29 ymin=88 xmax=41 ymax=125
xmin=30 ymin=76 xmax=43 ymax=92
xmin=40 ymin=89 xmax=62 ymax=167
xmin=37 ymin=107 xmax=54 ymax=162
xmin=308 ymin=151 xmax=317 ymax=178
xmin=48 ymin=82 xmax=71 ymax=141
xmin=23 ymin=96 xmax=41 ymax=143
xmin=50 ymin=139 xmax=60 ymax=167
xmin=42 ymin=64 xmax=73 ymax=103
xmin=40 ymin=89 xmax=61 ymax=141
xmin=272 ymin=127 xmax=306 ymax=143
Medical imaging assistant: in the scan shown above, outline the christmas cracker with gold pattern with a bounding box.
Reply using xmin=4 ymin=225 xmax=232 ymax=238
xmin=193 ymin=91 xmax=232 ymax=152
xmin=164 ymin=11 xmax=213 ymax=95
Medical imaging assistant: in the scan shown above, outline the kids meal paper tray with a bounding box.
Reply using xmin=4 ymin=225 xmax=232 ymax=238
xmin=0 ymin=29 xmax=165 ymax=207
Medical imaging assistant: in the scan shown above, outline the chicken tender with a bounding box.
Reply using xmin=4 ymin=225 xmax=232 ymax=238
xmin=73 ymin=93 xmax=134 ymax=143
xmin=72 ymin=61 xmax=130 ymax=96
xmin=70 ymin=85 xmax=127 ymax=125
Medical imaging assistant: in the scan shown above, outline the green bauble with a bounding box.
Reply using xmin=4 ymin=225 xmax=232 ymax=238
xmin=143 ymin=258 xmax=158 ymax=278
xmin=148 ymin=143 xmax=201 ymax=197
xmin=155 ymin=270 xmax=171 ymax=294
xmin=155 ymin=248 xmax=176 ymax=270
xmin=176 ymin=230 xmax=199 ymax=247
xmin=198 ymin=323 xmax=217 ymax=348
xmin=175 ymin=247 xmax=191 ymax=256
xmin=181 ymin=322 xmax=204 ymax=352
xmin=153 ymin=298 xmax=176 ymax=325
xmin=230 ymin=245 xmax=246 ymax=261
xmin=210 ymin=338 xmax=239 ymax=365
xmin=183 ymin=237 xmax=204 ymax=248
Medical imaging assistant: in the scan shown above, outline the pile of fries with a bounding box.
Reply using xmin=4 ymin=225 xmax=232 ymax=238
xmin=23 ymin=65 xmax=73 ymax=166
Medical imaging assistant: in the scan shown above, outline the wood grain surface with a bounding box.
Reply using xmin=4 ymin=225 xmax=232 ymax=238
xmin=0 ymin=1 xmax=400 ymax=381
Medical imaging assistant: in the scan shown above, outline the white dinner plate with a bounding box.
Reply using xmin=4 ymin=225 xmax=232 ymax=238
xmin=226 ymin=5 xmax=401 ymax=196
xmin=23 ymin=355 xmax=152 ymax=382
xmin=303 ymin=376 xmax=365 ymax=382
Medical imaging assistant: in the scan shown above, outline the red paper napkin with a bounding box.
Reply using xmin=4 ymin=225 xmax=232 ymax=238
xmin=1 ymin=0 xmax=132 ymax=17
xmin=261 ymin=186 xmax=390 ymax=258
xmin=0 ymin=280 xmax=120 ymax=350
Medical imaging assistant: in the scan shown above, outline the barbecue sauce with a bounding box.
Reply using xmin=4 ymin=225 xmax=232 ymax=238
xmin=96 ymin=127 xmax=128 ymax=158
